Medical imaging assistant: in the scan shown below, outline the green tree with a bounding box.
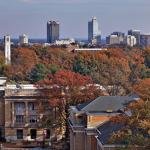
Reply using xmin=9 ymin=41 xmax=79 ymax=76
xmin=28 ymin=64 xmax=49 ymax=83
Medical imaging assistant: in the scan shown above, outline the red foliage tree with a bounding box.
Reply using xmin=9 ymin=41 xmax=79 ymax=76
xmin=37 ymin=70 xmax=103 ymax=140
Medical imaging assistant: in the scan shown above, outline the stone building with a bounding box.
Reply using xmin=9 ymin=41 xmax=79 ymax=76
xmin=0 ymin=77 xmax=57 ymax=146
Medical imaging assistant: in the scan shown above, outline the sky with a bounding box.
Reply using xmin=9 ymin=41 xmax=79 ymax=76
xmin=0 ymin=0 xmax=150 ymax=39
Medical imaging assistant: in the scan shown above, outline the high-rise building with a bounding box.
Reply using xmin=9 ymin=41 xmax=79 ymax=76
xmin=88 ymin=17 xmax=101 ymax=45
xmin=140 ymin=34 xmax=150 ymax=48
xmin=106 ymin=35 xmax=120 ymax=45
xmin=106 ymin=32 xmax=125 ymax=45
xmin=19 ymin=34 xmax=29 ymax=45
xmin=126 ymin=35 xmax=137 ymax=47
xmin=128 ymin=29 xmax=141 ymax=45
xmin=47 ymin=21 xmax=59 ymax=43
xmin=4 ymin=35 xmax=11 ymax=65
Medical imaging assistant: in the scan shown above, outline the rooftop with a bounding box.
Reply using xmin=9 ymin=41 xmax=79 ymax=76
xmin=76 ymin=96 xmax=139 ymax=113
xmin=97 ymin=120 xmax=124 ymax=145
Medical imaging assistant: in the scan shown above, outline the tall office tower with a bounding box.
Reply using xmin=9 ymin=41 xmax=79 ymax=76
xmin=126 ymin=35 xmax=137 ymax=47
xmin=47 ymin=21 xmax=59 ymax=43
xmin=88 ymin=17 xmax=101 ymax=45
xmin=128 ymin=30 xmax=141 ymax=45
xmin=19 ymin=34 xmax=29 ymax=45
xmin=4 ymin=35 xmax=11 ymax=65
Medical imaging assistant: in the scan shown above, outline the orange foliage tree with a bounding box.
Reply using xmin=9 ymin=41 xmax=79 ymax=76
xmin=37 ymin=69 xmax=103 ymax=141
xmin=109 ymin=79 xmax=150 ymax=148
xmin=4 ymin=48 xmax=38 ymax=81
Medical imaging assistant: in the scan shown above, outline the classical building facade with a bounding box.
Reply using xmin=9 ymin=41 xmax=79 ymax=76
xmin=0 ymin=77 xmax=57 ymax=146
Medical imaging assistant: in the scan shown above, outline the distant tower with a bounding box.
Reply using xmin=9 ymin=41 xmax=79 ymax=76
xmin=19 ymin=34 xmax=29 ymax=45
xmin=47 ymin=21 xmax=59 ymax=43
xmin=88 ymin=17 xmax=101 ymax=45
xmin=4 ymin=35 xmax=11 ymax=65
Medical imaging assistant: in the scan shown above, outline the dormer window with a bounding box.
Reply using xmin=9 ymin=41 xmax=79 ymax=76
xmin=106 ymin=109 xmax=113 ymax=113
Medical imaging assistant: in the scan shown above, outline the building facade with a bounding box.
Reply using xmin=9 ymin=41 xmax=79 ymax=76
xmin=0 ymin=78 xmax=59 ymax=147
xmin=106 ymin=32 xmax=125 ymax=45
xmin=140 ymin=34 xmax=150 ymax=48
xmin=47 ymin=21 xmax=59 ymax=43
xmin=88 ymin=17 xmax=101 ymax=45
xmin=55 ymin=38 xmax=75 ymax=45
xmin=128 ymin=29 xmax=141 ymax=45
xmin=126 ymin=35 xmax=137 ymax=47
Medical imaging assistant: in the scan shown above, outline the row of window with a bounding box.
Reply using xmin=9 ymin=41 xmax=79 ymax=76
xmin=17 ymin=129 xmax=50 ymax=139
xmin=16 ymin=115 xmax=38 ymax=123
xmin=15 ymin=102 xmax=35 ymax=114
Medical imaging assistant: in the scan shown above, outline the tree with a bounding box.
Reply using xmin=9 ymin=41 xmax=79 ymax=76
xmin=144 ymin=48 xmax=150 ymax=68
xmin=109 ymin=79 xmax=150 ymax=149
xmin=37 ymin=70 xmax=103 ymax=148
xmin=133 ymin=78 xmax=150 ymax=100
xmin=4 ymin=48 xmax=37 ymax=81
xmin=0 ymin=51 xmax=5 ymax=75
xmin=28 ymin=64 xmax=49 ymax=83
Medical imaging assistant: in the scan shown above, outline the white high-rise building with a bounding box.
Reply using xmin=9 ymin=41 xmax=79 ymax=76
xmin=88 ymin=17 xmax=101 ymax=45
xmin=126 ymin=35 xmax=137 ymax=47
xmin=19 ymin=34 xmax=29 ymax=45
xmin=4 ymin=35 xmax=11 ymax=65
xmin=128 ymin=29 xmax=140 ymax=45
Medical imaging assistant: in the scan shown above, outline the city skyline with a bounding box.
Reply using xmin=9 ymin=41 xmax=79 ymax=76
xmin=0 ymin=0 xmax=150 ymax=38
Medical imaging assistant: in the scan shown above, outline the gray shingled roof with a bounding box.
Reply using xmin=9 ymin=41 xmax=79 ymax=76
xmin=77 ymin=96 xmax=139 ymax=113
xmin=97 ymin=121 xmax=124 ymax=145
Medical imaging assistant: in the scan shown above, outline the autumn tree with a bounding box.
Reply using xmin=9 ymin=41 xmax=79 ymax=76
xmin=109 ymin=79 xmax=150 ymax=149
xmin=37 ymin=69 xmax=103 ymax=147
xmin=144 ymin=48 xmax=150 ymax=68
xmin=32 ymin=46 xmax=74 ymax=70
xmin=0 ymin=51 xmax=5 ymax=75
xmin=73 ymin=49 xmax=131 ymax=95
xmin=4 ymin=48 xmax=37 ymax=81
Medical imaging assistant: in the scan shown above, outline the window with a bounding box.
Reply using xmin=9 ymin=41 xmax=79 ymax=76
xmin=28 ymin=102 xmax=35 ymax=111
xmin=15 ymin=102 xmax=25 ymax=114
xmin=29 ymin=115 xmax=38 ymax=123
xmin=46 ymin=129 xmax=50 ymax=139
xmin=17 ymin=129 xmax=23 ymax=139
xmin=16 ymin=115 xmax=24 ymax=123
xmin=30 ymin=129 xmax=37 ymax=139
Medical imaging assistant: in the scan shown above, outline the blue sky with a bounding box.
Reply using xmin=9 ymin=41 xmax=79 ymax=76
xmin=0 ymin=0 xmax=150 ymax=39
